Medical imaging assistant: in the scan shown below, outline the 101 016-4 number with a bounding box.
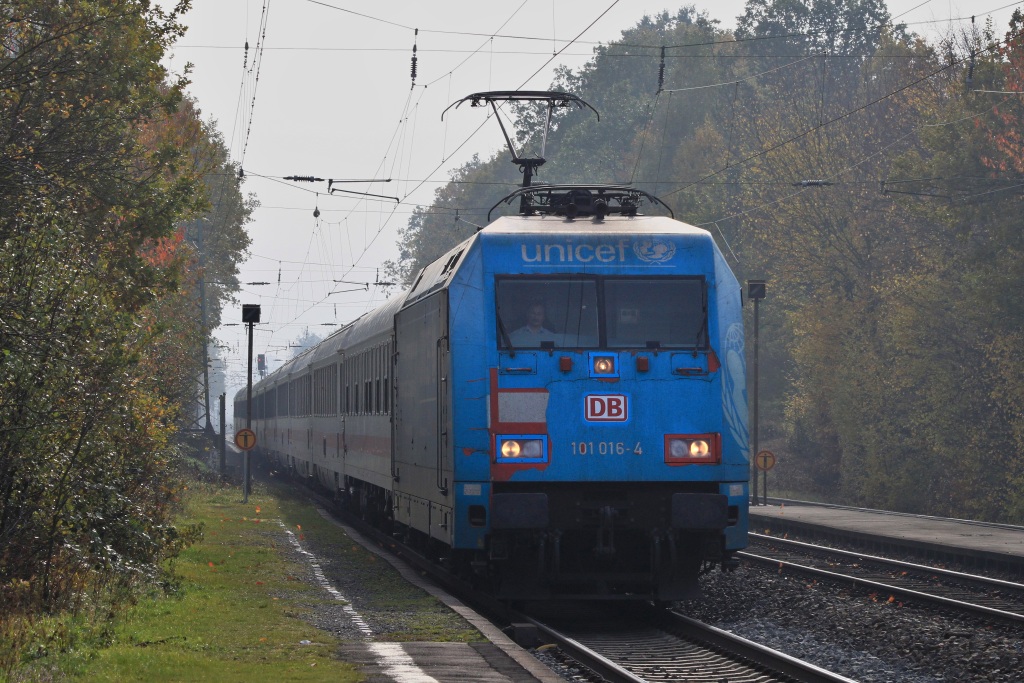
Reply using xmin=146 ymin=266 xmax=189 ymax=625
xmin=570 ymin=441 xmax=643 ymax=456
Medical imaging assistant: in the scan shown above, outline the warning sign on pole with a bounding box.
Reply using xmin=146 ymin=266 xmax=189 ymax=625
xmin=235 ymin=428 xmax=257 ymax=451
xmin=755 ymin=450 xmax=776 ymax=471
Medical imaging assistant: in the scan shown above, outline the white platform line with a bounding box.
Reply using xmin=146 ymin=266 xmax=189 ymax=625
xmin=367 ymin=642 xmax=442 ymax=683
xmin=278 ymin=521 xmax=374 ymax=637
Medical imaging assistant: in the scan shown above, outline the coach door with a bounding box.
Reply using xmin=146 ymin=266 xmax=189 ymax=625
xmin=393 ymin=290 xmax=452 ymax=543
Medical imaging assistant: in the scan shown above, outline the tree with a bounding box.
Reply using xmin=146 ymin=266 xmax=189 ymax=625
xmin=737 ymin=0 xmax=897 ymax=62
xmin=0 ymin=1 xmax=251 ymax=648
xmin=291 ymin=329 xmax=324 ymax=359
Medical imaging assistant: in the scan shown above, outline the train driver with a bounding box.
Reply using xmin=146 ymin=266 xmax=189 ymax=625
xmin=510 ymin=301 xmax=557 ymax=346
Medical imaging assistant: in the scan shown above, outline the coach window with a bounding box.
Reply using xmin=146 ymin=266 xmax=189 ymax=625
xmin=604 ymin=278 xmax=706 ymax=349
xmin=331 ymin=363 xmax=338 ymax=415
xmin=383 ymin=341 xmax=391 ymax=414
xmin=376 ymin=348 xmax=385 ymax=411
xmin=496 ymin=278 xmax=599 ymax=349
xmin=342 ymin=360 xmax=349 ymax=414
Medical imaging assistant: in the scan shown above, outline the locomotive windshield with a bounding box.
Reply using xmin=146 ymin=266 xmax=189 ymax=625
xmin=496 ymin=276 xmax=706 ymax=350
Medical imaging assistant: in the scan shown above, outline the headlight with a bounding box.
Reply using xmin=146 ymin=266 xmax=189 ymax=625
xmin=689 ymin=440 xmax=710 ymax=457
xmin=665 ymin=434 xmax=720 ymax=464
xmin=588 ymin=352 xmax=619 ymax=378
xmin=497 ymin=436 xmax=548 ymax=463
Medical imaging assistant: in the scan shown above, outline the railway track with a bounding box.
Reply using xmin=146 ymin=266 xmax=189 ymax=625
xmin=285 ymin=474 xmax=856 ymax=683
xmin=744 ymin=533 xmax=1024 ymax=625
xmin=522 ymin=602 xmax=858 ymax=683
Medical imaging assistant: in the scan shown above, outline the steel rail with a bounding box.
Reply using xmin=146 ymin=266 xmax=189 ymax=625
xmin=660 ymin=611 xmax=860 ymax=683
xmin=519 ymin=618 xmax=647 ymax=683
xmin=741 ymin=550 xmax=1024 ymax=625
xmin=522 ymin=606 xmax=859 ymax=683
xmin=750 ymin=532 xmax=1024 ymax=593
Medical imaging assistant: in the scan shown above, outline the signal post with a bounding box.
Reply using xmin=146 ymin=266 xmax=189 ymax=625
xmin=241 ymin=304 xmax=261 ymax=503
xmin=747 ymin=280 xmax=766 ymax=505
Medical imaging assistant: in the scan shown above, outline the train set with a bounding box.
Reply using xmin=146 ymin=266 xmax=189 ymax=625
xmin=235 ymin=92 xmax=750 ymax=601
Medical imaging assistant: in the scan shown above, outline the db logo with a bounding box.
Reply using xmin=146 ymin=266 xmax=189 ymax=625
xmin=585 ymin=394 xmax=628 ymax=422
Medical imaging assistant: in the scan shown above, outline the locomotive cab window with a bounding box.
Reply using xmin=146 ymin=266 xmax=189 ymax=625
xmin=496 ymin=278 xmax=599 ymax=349
xmin=496 ymin=276 xmax=707 ymax=350
xmin=605 ymin=278 xmax=707 ymax=349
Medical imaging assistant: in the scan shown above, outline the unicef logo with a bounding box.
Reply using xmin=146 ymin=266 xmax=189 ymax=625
xmin=632 ymin=238 xmax=676 ymax=263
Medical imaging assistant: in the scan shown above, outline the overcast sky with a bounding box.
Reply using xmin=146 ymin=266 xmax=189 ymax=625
xmin=164 ymin=0 xmax=1011 ymax=391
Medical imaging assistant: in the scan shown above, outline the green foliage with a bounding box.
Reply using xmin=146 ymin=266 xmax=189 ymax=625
xmin=16 ymin=485 xmax=363 ymax=682
xmin=737 ymin=0 xmax=898 ymax=60
xmin=0 ymin=0 xmax=252 ymax=670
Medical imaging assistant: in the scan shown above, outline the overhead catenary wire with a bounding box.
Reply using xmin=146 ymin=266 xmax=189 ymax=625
xmin=301 ymin=0 xmax=1019 ymax=47
xmin=176 ymin=45 xmax=1004 ymax=59
xmin=235 ymin=0 xmax=272 ymax=166
xmin=260 ymin=0 xmax=1019 ymax=52
xmin=661 ymin=36 xmax=1008 ymax=202
xmin=221 ymin=1 xmax=1021 ymax=361
xmin=695 ymin=85 xmax=1019 ymax=236
xmin=257 ymin=0 xmax=625 ymax=342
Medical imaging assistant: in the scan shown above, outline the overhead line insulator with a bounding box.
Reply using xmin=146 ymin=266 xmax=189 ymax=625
xmin=657 ymin=45 xmax=666 ymax=92
xmin=411 ymin=28 xmax=419 ymax=88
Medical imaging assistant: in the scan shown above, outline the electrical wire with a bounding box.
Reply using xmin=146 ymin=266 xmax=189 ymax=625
xmin=236 ymin=0 xmax=272 ymax=166
xmin=696 ymin=86 xmax=1019 ymax=239
xmin=222 ymin=1 xmax=1019 ymax=360
xmin=255 ymin=0 xmax=625 ymax=342
xmin=419 ymin=0 xmax=530 ymax=88
xmin=661 ymin=39 xmax=1002 ymax=201
xmin=290 ymin=0 xmax=1020 ymax=50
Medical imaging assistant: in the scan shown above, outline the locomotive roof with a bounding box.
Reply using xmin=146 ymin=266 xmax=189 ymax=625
xmin=482 ymin=213 xmax=713 ymax=237
xmin=238 ymin=213 xmax=721 ymax=401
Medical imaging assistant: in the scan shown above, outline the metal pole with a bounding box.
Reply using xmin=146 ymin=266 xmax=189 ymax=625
xmin=763 ymin=464 xmax=768 ymax=506
xmin=219 ymin=393 xmax=226 ymax=479
xmin=245 ymin=320 xmax=253 ymax=503
xmin=751 ymin=296 xmax=760 ymax=506
xmin=198 ymin=220 xmax=212 ymax=435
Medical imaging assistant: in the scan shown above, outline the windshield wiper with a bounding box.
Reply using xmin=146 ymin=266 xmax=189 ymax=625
xmin=496 ymin=311 xmax=516 ymax=357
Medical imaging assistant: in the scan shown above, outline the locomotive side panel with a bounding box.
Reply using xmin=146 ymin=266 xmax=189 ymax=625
xmin=446 ymin=243 xmax=495 ymax=552
xmin=393 ymin=291 xmax=453 ymax=546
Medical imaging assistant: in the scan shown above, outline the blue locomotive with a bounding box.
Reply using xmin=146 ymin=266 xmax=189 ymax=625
xmin=236 ymin=183 xmax=749 ymax=601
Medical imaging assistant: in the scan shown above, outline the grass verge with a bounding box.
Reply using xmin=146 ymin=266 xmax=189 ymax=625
xmin=12 ymin=477 xmax=487 ymax=682
xmin=43 ymin=483 xmax=363 ymax=682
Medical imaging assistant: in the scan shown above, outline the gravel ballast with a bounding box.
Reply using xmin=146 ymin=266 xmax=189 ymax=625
xmin=678 ymin=564 xmax=1024 ymax=683
xmin=271 ymin=480 xmax=1023 ymax=682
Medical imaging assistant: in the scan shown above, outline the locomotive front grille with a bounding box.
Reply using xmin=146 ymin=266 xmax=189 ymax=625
xmin=492 ymin=482 xmax=720 ymax=531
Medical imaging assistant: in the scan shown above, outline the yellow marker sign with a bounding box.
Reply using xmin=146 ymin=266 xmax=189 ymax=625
xmin=755 ymin=450 xmax=776 ymax=471
xmin=235 ymin=428 xmax=257 ymax=451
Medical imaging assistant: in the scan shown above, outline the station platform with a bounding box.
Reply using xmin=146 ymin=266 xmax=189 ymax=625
xmin=336 ymin=641 xmax=557 ymax=683
xmin=222 ymin=447 xmax=561 ymax=683
xmin=315 ymin=508 xmax=563 ymax=683
xmin=749 ymin=502 xmax=1024 ymax=574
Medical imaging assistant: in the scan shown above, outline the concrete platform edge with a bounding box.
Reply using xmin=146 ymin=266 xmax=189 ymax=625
xmin=314 ymin=507 xmax=564 ymax=683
